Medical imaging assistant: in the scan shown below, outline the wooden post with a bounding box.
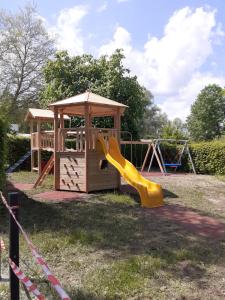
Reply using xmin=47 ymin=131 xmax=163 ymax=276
xmin=84 ymin=104 xmax=90 ymax=192
xmin=141 ymin=143 xmax=151 ymax=172
xmin=156 ymin=141 xmax=167 ymax=174
xmin=9 ymin=192 xmax=20 ymax=300
xmin=37 ymin=120 xmax=41 ymax=176
xmin=186 ymin=144 xmax=196 ymax=174
xmin=114 ymin=108 xmax=121 ymax=189
xmin=59 ymin=112 xmax=64 ymax=151
xmin=54 ymin=108 xmax=59 ymax=190
xmin=114 ymin=108 xmax=121 ymax=143
xmin=152 ymin=143 xmax=165 ymax=174
xmin=30 ymin=120 xmax=35 ymax=172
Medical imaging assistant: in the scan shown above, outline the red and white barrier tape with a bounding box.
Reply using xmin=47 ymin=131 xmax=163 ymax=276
xmin=0 ymin=237 xmax=5 ymax=251
xmin=9 ymin=258 xmax=45 ymax=300
xmin=0 ymin=193 xmax=71 ymax=300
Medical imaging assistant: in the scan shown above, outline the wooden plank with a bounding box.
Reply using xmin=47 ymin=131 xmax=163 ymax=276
xmin=37 ymin=120 xmax=41 ymax=176
xmin=147 ymin=144 xmax=155 ymax=172
xmin=60 ymin=176 xmax=85 ymax=184
xmin=37 ymin=148 xmax=41 ymax=176
xmin=59 ymin=182 xmax=86 ymax=192
xmin=60 ymin=157 xmax=85 ymax=166
xmin=84 ymin=103 xmax=89 ymax=192
xmin=88 ymin=181 xmax=118 ymax=191
xmin=60 ymin=164 xmax=85 ymax=172
xmin=59 ymin=152 xmax=85 ymax=157
xmin=60 ymin=173 xmax=84 ymax=181
xmin=153 ymin=143 xmax=165 ymax=174
xmin=54 ymin=108 xmax=59 ymax=190
xmin=156 ymin=142 xmax=167 ymax=174
xmin=59 ymin=113 xmax=64 ymax=151
xmin=121 ymin=141 xmax=152 ymax=145
xmin=33 ymin=154 xmax=54 ymax=188
xmin=141 ymin=144 xmax=151 ymax=172
xmin=114 ymin=108 xmax=121 ymax=189
xmin=30 ymin=120 xmax=33 ymax=149
xmin=186 ymin=145 xmax=196 ymax=174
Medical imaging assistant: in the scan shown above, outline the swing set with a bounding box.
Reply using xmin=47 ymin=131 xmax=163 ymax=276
xmin=141 ymin=139 xmax=196 ymax=174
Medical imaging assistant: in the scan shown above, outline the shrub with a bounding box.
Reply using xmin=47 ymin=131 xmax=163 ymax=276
xmin=7 ymin=135 xmax=53 ymax=171
xmin=0 ymin=119 xmax=7 ymax=189
xmin=190 ymin=141 xmax=225 ymax=175
xmin=7 ymin=134 xmax=30 ymax=170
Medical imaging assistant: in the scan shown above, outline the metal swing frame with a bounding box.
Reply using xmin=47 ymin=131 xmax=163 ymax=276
xmin=141 ymin=139 xmax=196 ymax=175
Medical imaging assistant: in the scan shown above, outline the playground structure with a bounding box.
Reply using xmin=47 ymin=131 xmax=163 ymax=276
xmin=141 ymin=139 xmax=196 ymax=174
xmin=25 ymin=92 xmax=163 ymax=208
xmin=25 ymin=108 xmax=70 ymax=175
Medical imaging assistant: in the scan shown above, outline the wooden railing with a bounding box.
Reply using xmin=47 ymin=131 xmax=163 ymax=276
xmin=31 ymin=128 xmax=119 ymax=152
xmin=89 ymin=128 xmax=118 ymax=151
xmin=40 ymin=131 xmax=54 ymax=150
xmin=31 ymin=131 xmax=54 ymax=150
xmin=59 ymin=128 xmax=86 ymax=152
xmin=59 ymin=127 xmax=118 ymax=152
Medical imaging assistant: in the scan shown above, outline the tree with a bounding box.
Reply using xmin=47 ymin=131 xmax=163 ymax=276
xmin=161 ymin=118 xmax=187 ymax=140
xmin=187 ymin=84 xmax=225 ymax=141
xmin=0 ymin=4 xmax=54 ymax=124
xmin=0 ymin=90 xmax=13 ymax=122
xmin=41 ymin=50 xmax=151 ymax=139
xmin=140 ymin=92 xmax=169 ymax=138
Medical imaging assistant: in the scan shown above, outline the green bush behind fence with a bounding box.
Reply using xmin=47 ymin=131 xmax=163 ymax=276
xmin=6 ymin=135 xmax=225 ymax=175
xmin=7 ymin=134 xmax=30 ymax=169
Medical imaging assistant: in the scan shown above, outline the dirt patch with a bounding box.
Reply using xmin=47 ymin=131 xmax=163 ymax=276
xmin=7 ymin=182 xmax=34 ymax=191
xmin=144 ymin=204 xmax=225 ymax=239
xmin=33 ymin=190 xmax=89 ymax=202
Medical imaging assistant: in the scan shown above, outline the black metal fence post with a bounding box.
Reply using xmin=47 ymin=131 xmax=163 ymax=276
xmin=9 ymin=192 xmax=20 ymax=300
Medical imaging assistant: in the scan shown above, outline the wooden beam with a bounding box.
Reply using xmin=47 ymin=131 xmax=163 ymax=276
xmin=54 ymin=108 xmax=59 ymax=190
xmin=59 ymin=112 xmax=64 ymax=151
xmin=141 ymin=143 xmax=151 ymax=172
xmin=37 ymin=120 xmax=41 ymax=176
xmin=121 ymin=141 xmax=152 ymax=145
xmin=30 ymin=120 xmax=34 ymax=172
xmin=186 ymin=144 xmax=196 ymax=174
xmin=114 ymin=108 xmax=121 ymax=189
xmin=152 ymin=143 xmax=165 ymax=174
xmin=84 ymin=104 xmax=90 ymax=192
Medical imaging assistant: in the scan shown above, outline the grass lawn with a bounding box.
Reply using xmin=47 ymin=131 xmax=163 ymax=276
xmin=0 ymin=172 xmax=225 ymax=299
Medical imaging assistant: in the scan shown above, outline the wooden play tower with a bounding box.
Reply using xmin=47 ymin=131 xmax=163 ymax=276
xmin=27 ymin=92 xmax=127 ymax=192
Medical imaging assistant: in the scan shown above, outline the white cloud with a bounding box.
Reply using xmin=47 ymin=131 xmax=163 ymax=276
xmin=117 ymin=0 xmax=130 ymax=3
xmin=97 ymin=2 xmax=108 ymax=13
xmin=99 ymin=7 xmax=225 ymax=120
xmin=159 ymin=73 xmax=225 ymax=119
xmin=99 ymin=26 xmax=132 ymax=54
xmin=49 ymin=5 xmax=89 ymax=55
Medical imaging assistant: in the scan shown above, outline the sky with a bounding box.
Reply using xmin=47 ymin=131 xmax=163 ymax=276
xmin=1 ymin=0 xmax=225 ymax=120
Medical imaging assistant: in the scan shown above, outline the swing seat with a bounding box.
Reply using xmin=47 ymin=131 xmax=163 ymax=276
xmin=163 ymin=163 xmax=182 ymax=167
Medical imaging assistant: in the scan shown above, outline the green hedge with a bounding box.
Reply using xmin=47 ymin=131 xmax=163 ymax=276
xmin=0 ymin=119 xmax=7 ymax=189
xmin=190 ymin=141 xmax=225 ymax=175
xmin=7 ymin=134 xmax=30 ymax=170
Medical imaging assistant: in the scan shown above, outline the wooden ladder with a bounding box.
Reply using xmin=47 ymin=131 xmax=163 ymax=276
xmin=33 ymin=154 xmax=54 ymax=188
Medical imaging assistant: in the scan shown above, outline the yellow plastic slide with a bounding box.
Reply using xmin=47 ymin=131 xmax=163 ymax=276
xmin=98 ymin=135 xmax=164 ymax=208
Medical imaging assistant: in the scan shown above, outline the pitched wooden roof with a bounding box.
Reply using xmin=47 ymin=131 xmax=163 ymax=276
xmin=48 ymin=92 xmax=128 ymax=116
xmin=25 ymin=108 xmax=70 ymax=122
